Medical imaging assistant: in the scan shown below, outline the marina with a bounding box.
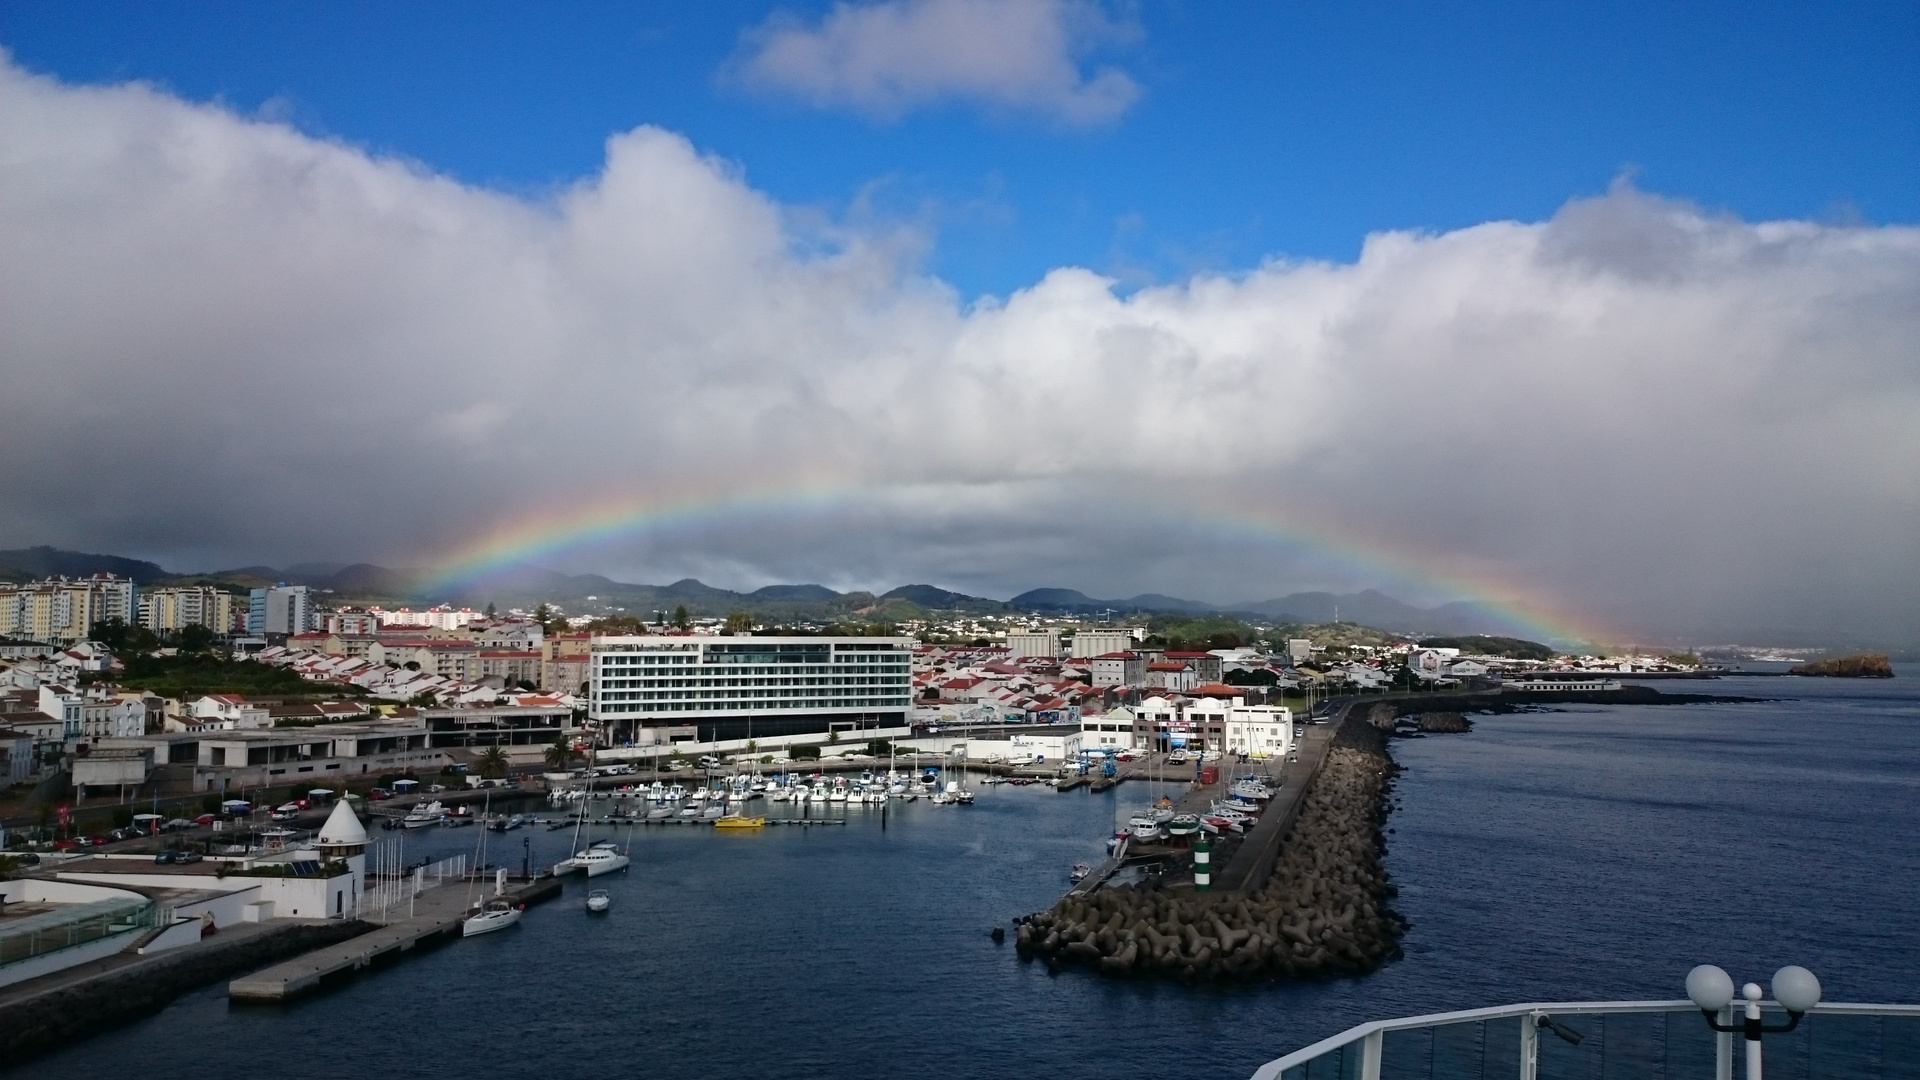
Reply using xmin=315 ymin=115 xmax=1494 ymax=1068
xmin=9 ymin=674 xmax=1917 ymax=1079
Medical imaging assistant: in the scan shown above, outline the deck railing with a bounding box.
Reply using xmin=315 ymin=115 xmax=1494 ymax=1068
xmin=1250 ymin=1000 xmax=1920 ymax=1080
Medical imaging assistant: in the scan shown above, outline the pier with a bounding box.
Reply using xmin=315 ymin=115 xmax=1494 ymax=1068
xmin=227 ymin=875 xmax=561 ymax=1003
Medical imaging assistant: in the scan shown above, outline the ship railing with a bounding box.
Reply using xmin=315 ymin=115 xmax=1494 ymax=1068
xmin=1249 ymin=999 xmax=1920 ymax=1080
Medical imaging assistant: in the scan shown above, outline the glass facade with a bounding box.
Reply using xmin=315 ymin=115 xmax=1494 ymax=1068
xmin=588 ymin=636 xmax=913 ymax=741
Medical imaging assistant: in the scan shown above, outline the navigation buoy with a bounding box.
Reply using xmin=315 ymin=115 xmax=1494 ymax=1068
xmin=1193 ymin=836 xmax=1211 ymax=893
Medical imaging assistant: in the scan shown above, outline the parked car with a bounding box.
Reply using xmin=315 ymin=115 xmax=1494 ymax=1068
xmin=174 ymin=850 xmax=202 ymax=863
xmin=154 ymin=850 xmax=178 ymax=864
xmin=697 ymin=755 xmax=720 ymax=769
xmin=368 ymin=787 xmax=392 ymax=801
xmin=193 ymin=813 xmax=216 ymax=826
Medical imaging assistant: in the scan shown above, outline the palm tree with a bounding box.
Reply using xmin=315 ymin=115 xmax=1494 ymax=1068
xmin=476 ymin=745 xmax=509 ymax=779
xmin=543 ymin=739 xmax=575 ymax=771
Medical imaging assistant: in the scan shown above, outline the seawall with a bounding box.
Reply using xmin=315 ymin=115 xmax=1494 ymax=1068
xmin=0 ymin=919 xmax=369 ymax=1068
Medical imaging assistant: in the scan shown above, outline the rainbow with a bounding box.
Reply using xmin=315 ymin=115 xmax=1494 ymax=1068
xmin=420 ymin=485 xmax=1619 ymax=648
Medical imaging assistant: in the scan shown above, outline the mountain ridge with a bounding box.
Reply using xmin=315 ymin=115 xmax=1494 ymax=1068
xmin=0 ymin=545 xmax=1568 ymax=641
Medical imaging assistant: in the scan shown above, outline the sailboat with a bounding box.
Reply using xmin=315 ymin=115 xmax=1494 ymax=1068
xmin=463 ymin=896 xmax=522 ymax=936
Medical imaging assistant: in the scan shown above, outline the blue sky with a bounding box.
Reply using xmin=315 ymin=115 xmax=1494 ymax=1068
xmin=3 ymin=0 xmax=1913 ymax=299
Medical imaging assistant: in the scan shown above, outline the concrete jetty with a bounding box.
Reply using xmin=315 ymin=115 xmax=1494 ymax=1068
xmin=227 ymin=875 xmax=561 ymax=1003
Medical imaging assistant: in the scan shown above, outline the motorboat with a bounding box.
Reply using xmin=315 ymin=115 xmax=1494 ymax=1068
xmin=713 ymin=814 xmax=766 ymax=829
xmin=401 ymin=801 xmax=448 ymax=829
xmin=462 ymin=898 xmax=522 ymax=936
xmin=646 ymin=804 xmax=675 ymax=820
xmin=699 ymin=802 xmax=726 ymax=819
xmin=1167 ymin=814 xmax=1201 ymax=838
xmin=1069 ymin=862 xmax=1092 ymax=883
xmin=1201 ymin=814 xmax=1246 ymax=835
xmin=1127 ymin=813 xmax=1163 ymax=841
xmin=586 ymin=888 xmax=611 ymax=913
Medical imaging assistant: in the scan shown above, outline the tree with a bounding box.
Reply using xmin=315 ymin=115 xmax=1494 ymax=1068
xmin=724 ymin=612 xmax=753 ymax=635
xmin=175 ymin=623 xmax=217 ymax=654
xmin=90 ymin=617 xmax=158 ymax=656
xmin=476 ymin=745 xmax=509 ymax=779
xmin=485 ymin=601 xmax=497 ymax=619
xmin=672 ymin=605 xmax=691 ymax=631
xmin=543 ymin=737 xmax=576 ymax=771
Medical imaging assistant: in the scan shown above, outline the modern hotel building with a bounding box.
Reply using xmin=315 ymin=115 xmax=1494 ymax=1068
xmin=588 ymin=636 xmax=914 ymax=746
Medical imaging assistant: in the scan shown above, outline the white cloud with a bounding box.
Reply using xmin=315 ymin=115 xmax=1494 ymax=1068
xmin=730 ymin=0 xmax=1140 ymax=124
xmin=1 ymin=58 xmax=1917 ymax=643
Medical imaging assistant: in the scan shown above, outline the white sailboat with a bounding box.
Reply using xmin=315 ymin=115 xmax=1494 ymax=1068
xmin=463 ymin=896 xmax=522 ymax=936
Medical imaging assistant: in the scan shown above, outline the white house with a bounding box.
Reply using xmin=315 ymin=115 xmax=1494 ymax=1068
xmin=189 ymin=694 xmax=272 ymax=729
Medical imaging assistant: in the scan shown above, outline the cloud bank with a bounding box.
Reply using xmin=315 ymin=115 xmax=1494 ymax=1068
xmin=730 ymin=0 xmax=1139 ymax=124
xmin=1 ymin=57 xmax=1916 ymax=644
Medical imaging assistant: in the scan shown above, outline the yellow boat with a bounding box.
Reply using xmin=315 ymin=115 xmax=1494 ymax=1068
xmin=712 ymin=815 xmax=766 ymax=829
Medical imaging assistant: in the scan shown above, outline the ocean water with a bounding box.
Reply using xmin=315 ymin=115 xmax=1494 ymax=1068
xmin=22 ymin=672 xmax=1920 ymax=1079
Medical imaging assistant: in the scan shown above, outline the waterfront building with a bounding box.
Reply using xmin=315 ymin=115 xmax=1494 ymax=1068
xmin=419 ymin=700 xmax=574 ymax=751
xmin=1080 ymin=706 xmax=1135 ymax=750
xmin=1069 ymin=628 xmax=1141 ymax=658
xmin=247 ymin=585 xmax=312 ymax=636
xmin=91 ymin=714 xmax=441 ymax=793
xmin=588 ymin=635 xmax=913 ymax=746
xmin=1004 ymin=627 xmax=1062 ymax=659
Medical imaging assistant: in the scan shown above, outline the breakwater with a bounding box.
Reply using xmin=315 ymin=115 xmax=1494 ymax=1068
xmin=1015 ymin=699 xmax=1408 ymax=984
xmin=0 ymin=919 xmax=368 ymax=1068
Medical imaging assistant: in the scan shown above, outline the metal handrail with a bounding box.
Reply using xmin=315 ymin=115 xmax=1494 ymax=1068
xmin=1249 ymin=1000 xmax=1920 ymax=1080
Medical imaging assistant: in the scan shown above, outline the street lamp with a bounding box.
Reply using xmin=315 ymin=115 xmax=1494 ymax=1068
xmin=1687 ymin=964 xmax=1822 ymax=1080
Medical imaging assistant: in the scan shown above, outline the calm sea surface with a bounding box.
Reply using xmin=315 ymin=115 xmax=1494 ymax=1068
xmin=24 ymin=670 xmax=1920 ymax=1079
